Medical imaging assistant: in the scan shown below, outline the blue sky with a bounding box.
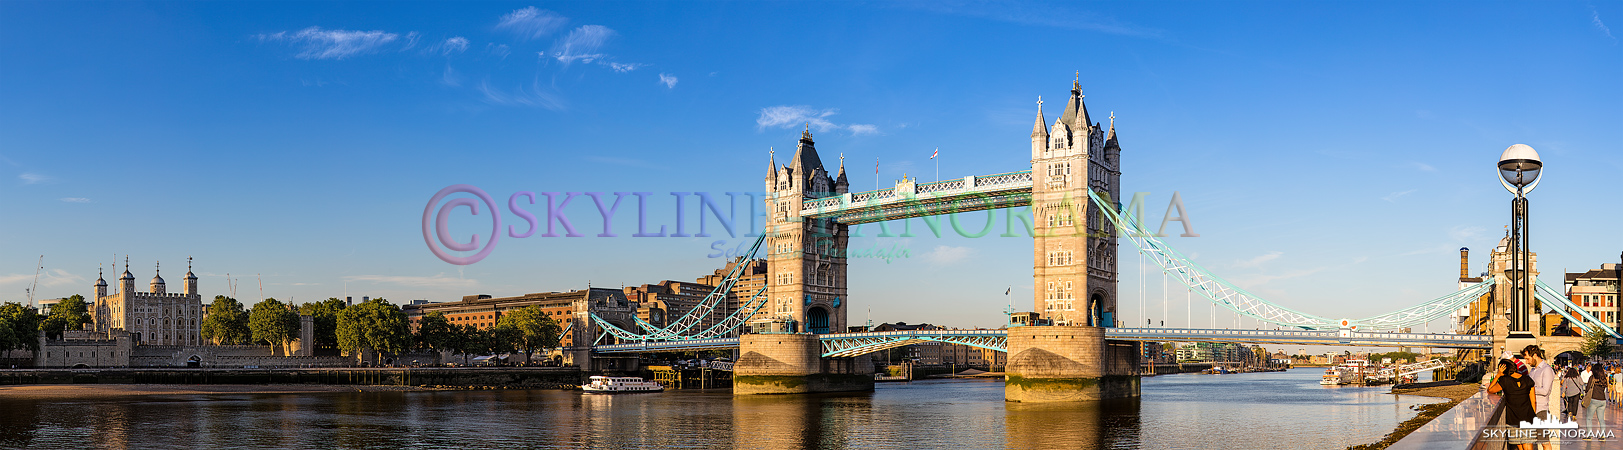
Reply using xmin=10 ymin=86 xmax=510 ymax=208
xmin=3 ymin=1 xmax=1620 ymax=337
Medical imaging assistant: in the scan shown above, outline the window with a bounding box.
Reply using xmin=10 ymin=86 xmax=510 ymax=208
xmin=1048 ymin=250 xmax=1073 ymax=266
xmin=1046 ymin=163 xmax=1069 ymax=188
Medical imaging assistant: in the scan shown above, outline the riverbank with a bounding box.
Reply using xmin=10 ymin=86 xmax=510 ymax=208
xmin=1345 ymin=383 xmax=1481 ymax=450
xmin=0 ymin=383 xmax=438 ymax=399
xmin=0 ymin=367 xmax=584 ymax=390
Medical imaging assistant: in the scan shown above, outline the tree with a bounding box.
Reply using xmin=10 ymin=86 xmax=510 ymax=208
xmin=299 ymin=298 xmax=347 ymax=349
xmin=449 ymin=323 xmax=482 ymax=365
xmin=0 ymin=302 xmax=42 ymax=353
xmin=415 ymin=312 xmax=458 ymax=352
xmin=336 ymin=298 xmax=410 ymax=358
xmin=1580 ymin=330 xmax=1614 ymax=359
xmin=201 ymin=295 xmax=251 ymax=345
xmin=249 ymin=298 xmax=300 ymax=347
xmin=41 ymin=294 xmax=92 ymax=339
xmin=495 ymin=305 xmax=562 ymax=362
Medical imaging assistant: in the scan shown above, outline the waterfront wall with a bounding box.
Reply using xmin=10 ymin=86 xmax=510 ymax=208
xmin=1004 ymin=326 xmax=1141 ymax=402
xmin=0 ymin=367 xmax=584 ymax=388
xmin=734 ymin=334 xmax=873 ymax=395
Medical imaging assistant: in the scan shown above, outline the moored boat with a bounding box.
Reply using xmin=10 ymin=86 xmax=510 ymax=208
xmin=582 ymin=376 xmax=665 ymax=393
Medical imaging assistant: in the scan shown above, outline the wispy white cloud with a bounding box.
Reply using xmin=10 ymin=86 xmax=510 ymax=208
xmin=497 ymin=7 xmax=569 ymax=40
xmin=605 ymin=62 xmax=642 ymax=72
xmin=902 ymin=1 xmax=1162 ymax=39
xmin=0 ymin=269 xmax=87 ymax=290
xmin=1234 ymin=251 xmax=1282 ymax=268
xmin=19 ymin=172 xmax=50 ymax=184
xmin=1594 ymin=7 xmax=1618 ymax=43
xmin=1408 ymin=162 xmax=1436 ymax=172
xmin=658 ymin=73 xmax=678 ymax=88
xmin=258 ymin=27 xmax=401 ymax=60
xmin=486 ymin=43 xmax=511 ymax=59
xmin=343 ymin=273 xmax=477 ymax=289
xmin=1448 ymin=225 xmax=1489 ymax=243
xmin=441 ymin=66 xmax=461 ymax=87
xmin=759 ymin=105 xmax=838 ymax=131
xmin=478 ymin=78 xmax=566 ymax=111
xmin=1381 ymin=189 xmax=1416 ymax=202
xmin=1229 ymin=266 xmax=1327 ymax=290
xmin=550 ymin=25 xmax=615 ymax=65
xmin=59 ymin=197 xmax=90 ymax=203
xmin=431 ymin=37 xmax=469 ymax=56
xmin=757 ymin=105 xmax=879 ymax=136
xmin=923 ymin=245 xmax=974 ymax=265
xmin=401 ymin=32 xmax=420 ymax=50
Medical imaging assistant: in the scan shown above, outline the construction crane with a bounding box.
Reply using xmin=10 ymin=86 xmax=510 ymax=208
xmin=26 ymin=255 xmax=43 ymax=308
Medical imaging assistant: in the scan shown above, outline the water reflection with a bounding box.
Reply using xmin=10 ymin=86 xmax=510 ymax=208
xmin=1006 ymin=398 xmax=1140 ymax=449
xmin=0 ymin=370 xmax=1431 ymax=450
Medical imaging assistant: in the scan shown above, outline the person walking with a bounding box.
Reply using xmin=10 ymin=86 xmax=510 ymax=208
xmin=1584 ymin=363 xmax=1610 ymax=439
xmin=1561 ymin=367 xmax=1583 ymax=422
xmin=1490 ymin=358 xmax=1537 ymax=450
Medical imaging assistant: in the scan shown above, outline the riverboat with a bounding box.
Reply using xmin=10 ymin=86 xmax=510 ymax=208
xmin=582 ymin=376 xmax=665 ymax=393
xmin=1321 ymin=367 xmax=1354 ymax=385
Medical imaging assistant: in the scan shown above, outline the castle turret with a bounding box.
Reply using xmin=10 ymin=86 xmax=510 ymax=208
xmin=184 ymin=256 xmax=198 ymax=297
xmin=94 ymin=265 xmax=108 ymax=299
xmin=119 ymin=257 xmax=135 ymax=296
xmin=150 ymin=261 xmax=166 ymax=295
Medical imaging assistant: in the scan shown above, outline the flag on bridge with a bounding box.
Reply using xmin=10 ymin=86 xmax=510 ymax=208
xmin=1005 ymin=287 xmax=1010 ymax=295
xmin=931 ymin=147 xmax=939 ymax=159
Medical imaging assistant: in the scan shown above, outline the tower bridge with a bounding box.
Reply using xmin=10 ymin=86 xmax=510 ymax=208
xmin=578 ymin=79 xmax=1619 ymax=401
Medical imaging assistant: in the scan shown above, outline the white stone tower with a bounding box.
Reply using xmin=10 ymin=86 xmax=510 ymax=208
xmin=764 ymin=127 xmax=850 ymax=334
xmin=1029 ymin=79 xmax=1121 ymax=327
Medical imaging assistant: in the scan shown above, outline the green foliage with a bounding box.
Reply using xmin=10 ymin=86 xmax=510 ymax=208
xmin=484 ymin=324 xmax=520 ymax=355
xmin=1580 ymin=331 xmax=1614 ymax=358
xmin=495 ymin=305 xmax=562 ymax=359
xmin=414 ymin=312 xmax=458 ymax=351
xmin=41 ymin=294 xmax=92 ymax=339
xmin=336 ymin=298 xmax=410 ymax=356
xmin=248 ymin=298 xmax=301 ymax=346
xmin=1368 ymin=351 xmax=1422 ymax=364
xmin=201 ymin=295 xmax=251 ymax=345
xmin=0 ymin=302 xmax=42 ymax=353
xmin=298 ymin=298 xmax=347 ymax=349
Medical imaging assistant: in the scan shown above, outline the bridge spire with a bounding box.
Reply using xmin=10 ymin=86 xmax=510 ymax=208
xmin=1032 ymin=96 xmax=1048 ymax=139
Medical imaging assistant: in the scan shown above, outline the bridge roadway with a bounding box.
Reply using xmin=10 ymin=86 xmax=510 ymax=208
xmin=591 ymin=327 xmax=1494 ymax=357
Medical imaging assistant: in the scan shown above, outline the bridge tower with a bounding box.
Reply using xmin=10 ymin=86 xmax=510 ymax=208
xmin=1007 ymin=80 xmax=1138 ymax=403
xmin=763 ymin=127 xmax=850 ymax=334
xmin=1029 ymin=80 xmax=1121 ymax=327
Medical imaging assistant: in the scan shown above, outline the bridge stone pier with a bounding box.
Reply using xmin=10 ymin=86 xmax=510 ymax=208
xmin=733 ymin=334 xmax=873 ymax=395
xmin=1005 ymin=326 xmax=1141 ymax=402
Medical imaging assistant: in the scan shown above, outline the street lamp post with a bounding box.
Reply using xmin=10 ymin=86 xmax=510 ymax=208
xmin=1498 ymin=144 xmax=1542 ymax=343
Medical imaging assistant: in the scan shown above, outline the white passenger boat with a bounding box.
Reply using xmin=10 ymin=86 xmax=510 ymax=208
xmin=1320 ymin=367 xmax=1355 ymax=385
xmin=582 ymin=376 xmax=664 ymax=393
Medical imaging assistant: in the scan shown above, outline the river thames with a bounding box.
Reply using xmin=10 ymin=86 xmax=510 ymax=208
xmin=1 ymin=369 xmax=1442 ymax=449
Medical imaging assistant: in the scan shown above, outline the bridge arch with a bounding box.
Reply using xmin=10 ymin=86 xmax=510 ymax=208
xmin=807 ymin=307 xmax=831 ymax=334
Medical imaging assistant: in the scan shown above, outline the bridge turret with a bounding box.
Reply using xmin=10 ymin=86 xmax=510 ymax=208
xmin=1031 ymin=96 xmax=1049 ymax=160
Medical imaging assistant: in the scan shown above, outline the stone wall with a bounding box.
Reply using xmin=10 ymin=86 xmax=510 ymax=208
xmin=1004 ymin=326 xmax=1140 ymax=402
xmin=130 ymin=345 xmax=349 ymax=368
xmin=33 ymin=330 xmax=134 ymax=368
xmin=734 ymin=334 xmax=874 ymax=394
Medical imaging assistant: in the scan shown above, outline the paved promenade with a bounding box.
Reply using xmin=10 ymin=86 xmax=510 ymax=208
xmin=1390 ymin=388 xmax=1621 ymax=450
